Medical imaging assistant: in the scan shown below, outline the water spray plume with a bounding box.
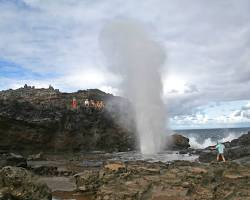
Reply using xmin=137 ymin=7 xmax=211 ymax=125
xmin=100 ymin=20 xmax=168 ymax=154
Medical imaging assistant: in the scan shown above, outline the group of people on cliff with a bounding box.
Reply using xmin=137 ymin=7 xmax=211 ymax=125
xmin=72 ymin=97 xmax=104 ymax=110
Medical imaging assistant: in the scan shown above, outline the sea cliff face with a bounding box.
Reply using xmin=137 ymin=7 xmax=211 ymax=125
xmin=0 ymin=86 xmax=136 ymax=152
xmin=0 ymin=86 xmax=190 ymax=153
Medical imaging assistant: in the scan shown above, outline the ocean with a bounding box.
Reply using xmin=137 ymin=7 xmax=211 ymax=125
xmin=174 ymin=127 xmax=250 ymax=149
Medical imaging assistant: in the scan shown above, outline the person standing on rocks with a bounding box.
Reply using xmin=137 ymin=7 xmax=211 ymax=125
xmin=212 ymin=142 xmax=226 ymax=162
xmin=72 ymin=97 xmax=77 ymax=109
xmin=84 ymin=99 xmax=90 ymax=107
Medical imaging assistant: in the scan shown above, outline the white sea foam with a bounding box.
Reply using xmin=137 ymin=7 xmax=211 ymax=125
xmin=218 ymin=133 xmax=241 ymax=143
xmin=188 ymin=132 xmax=244 ymax=149
xmin=189 ymin=137 xmax=215 ymax=149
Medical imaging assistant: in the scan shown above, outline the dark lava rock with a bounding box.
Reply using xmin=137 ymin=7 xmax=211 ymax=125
xmin=0 ymin=153 xmax=27 ymax=168
xmin=230 ymin=131 xmax=250 ymax=147
xmin=168 ymin=134 xmax=190 ymax=150
xmin=31 ymin=166 xmax=59 ymax=176
xmin=0 ymin=166 xmax=51 ymax=200
xmin=0 ymin=86 xmax=136 ymax=152
xmin=198 ymin=150 xmax=217 ymax=163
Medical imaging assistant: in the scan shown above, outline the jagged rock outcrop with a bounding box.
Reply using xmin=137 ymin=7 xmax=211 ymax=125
xmin=0 ymin=166 xmax=51 ymax=200
xmin=0 ymin=86 xmax=136 ymax=152
xmin=230 ymin=131 xmax=250 ymax=146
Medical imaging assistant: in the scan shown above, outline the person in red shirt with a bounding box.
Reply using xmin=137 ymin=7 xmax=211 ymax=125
xmin=72 ymin=97 xmax=77 ymax=109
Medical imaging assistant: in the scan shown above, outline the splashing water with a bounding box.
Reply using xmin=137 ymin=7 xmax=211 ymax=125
xmin=189 ymin=132 xmax=243 ymax=149
xmin=100 ymin=20 xmax=168 ymax=154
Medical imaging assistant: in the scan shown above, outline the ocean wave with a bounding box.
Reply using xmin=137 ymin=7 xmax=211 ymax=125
xmin=188 ymin=132 xmax=244 ymax=149
xmin=189 ymin=137 xmax=215 ymax=149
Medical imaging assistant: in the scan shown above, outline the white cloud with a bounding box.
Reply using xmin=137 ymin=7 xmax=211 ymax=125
xmin=233 ymin=101 xmax=250 ymax=119
xmin=170 ymin=101 xmax=250 ymax=129
xmin=0 ymin=0 xmax=250 ymax=128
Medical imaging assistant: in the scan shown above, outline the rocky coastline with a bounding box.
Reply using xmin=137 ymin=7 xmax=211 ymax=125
xmin=0 ymin=86 xmax=250 ymax=199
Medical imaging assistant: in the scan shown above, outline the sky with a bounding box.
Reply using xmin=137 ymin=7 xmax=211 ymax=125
xmin=0 ymin=0 xmax=250 ymax=129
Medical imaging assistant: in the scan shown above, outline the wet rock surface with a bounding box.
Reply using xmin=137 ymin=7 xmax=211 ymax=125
xmin=0 ymin=166 xmax=51 ymax=200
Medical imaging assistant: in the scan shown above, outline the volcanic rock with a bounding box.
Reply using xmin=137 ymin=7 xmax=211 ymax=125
xmin=31 ymin=165 xmax=59 ymax=176
xmin=0 ymin=86 xmax=191 ymax=153
xmin=0 ymin=86 xmax=136 ymax=152
xmin=0 ymin=166 xmax=51 ymax=200
xmin=73 ymin=160 xmax=250 ymax=200
xmin=74 ymin=170 xmax=100 ymax=192
xmin=230 ymin=131 xmax=250 ymax=146
xmin=0 ymin=153 xmax=27 ymax=168
xmin=168 ymin=134 xmax=190 ymax=150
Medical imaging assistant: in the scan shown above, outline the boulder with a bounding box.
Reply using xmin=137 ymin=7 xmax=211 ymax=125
xmin=0 ymin=166 xmax=51 ymax=200
xmin=168 ymin=134 xmax=190 ymax=150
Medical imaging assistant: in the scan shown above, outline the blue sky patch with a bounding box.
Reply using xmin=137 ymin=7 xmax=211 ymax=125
xmin=0 ymin=59 xmax=58 ymax=80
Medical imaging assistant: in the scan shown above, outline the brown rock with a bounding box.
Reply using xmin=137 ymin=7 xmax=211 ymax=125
xmin=104 ymin=163 xmax=126 ymax=172
xmin=74 ymin=170 xmax=100 ymax=192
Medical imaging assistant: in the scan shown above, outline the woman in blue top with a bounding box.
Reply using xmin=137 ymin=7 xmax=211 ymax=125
xmin=214 ymin=142 xmax=226 ymax=162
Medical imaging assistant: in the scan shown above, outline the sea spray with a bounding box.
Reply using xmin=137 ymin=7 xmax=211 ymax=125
xmin=186 ymin=132 xmax=244 ymax=149
xmin=99 ymin=20 xmax=168 ymax=154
